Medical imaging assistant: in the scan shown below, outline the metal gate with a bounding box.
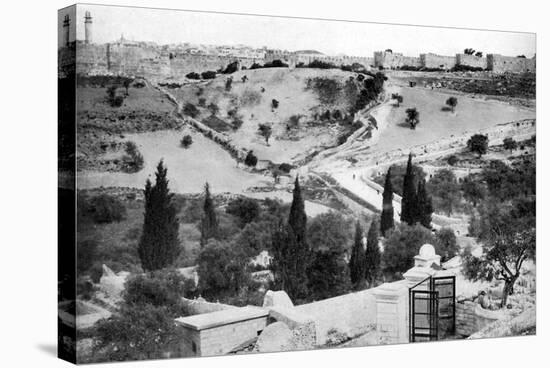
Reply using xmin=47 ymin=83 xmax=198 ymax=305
xmin=409 ymin=275 xmax=456 ymax=342
xmin=431 ymin=276 xmax=456 ymax=339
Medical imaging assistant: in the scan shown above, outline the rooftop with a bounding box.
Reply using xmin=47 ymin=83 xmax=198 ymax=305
xmin=176 ymin=306 xmax=268 ymax=331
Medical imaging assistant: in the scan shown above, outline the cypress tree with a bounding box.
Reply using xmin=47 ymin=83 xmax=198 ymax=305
xmin=380 ymin=167 xmax=395 ymax=236
xmin=273 ymin=176 xmax=309 ymax=300
xmin=365 ymin=218 xmax=381 ymax=287
xmin=271 ymin=222 xmax=309 ymax=301
xmin=200 ymin=182 xmax=219 ymax=246
xmin=401 ymin=153 xmax=418 ymax=225
xmin=288 ymin=177 xmax=307 ymax=249
xmin=349 ymin=221 xmax=366 ymax=288
xmin=416 ymin=179 xmax=433 ymax=229
xmin=138 ymin=160 xmax=180 ymax=271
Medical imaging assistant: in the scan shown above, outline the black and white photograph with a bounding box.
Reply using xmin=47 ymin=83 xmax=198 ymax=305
xmin=54 ymin=1 xmax=538 ymax=365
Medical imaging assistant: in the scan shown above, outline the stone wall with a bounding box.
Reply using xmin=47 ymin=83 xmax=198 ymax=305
xmin=487 ymin=54 xmax=536 ymax=73
xmin=294 ymin=289 xmax=377 ymax=344
xmin=181 ymin=297 xmax=237 ymax=316
xmin=456 ymin=300 xmax=504 ymax=337
xmin=456 ymin=54 xmax=488 ymax=69
xmin=75 ymin=42 xmax=259 ymax=80
xmin=420 ymin=53 xmax=456 ymax=70
xmin=198 ymin=317 xmax=267 ymax=356
xmin=374 ymin=51 xmax=421 ymax=69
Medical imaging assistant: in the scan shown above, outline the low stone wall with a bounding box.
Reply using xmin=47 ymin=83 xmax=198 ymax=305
xmin=456 ymin=300 xmax=504 ymax=337
xmin=181 ymin=297 xmax=237 ymax=316
xmin=294 ymin=289 xmax=377 ymax=345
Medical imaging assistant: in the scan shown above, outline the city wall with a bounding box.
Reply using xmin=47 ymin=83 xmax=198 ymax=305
xmin=373 ymin=51 xmax=535 ymax=73
xmin=488 ymin=54 xmax=536 ymax=73
xmin=456 ymin=53 xmax=488 ymax=69
xmin=65 ymin=42 xmax=536 ymax=78
xmin=420 ymin=53 xmax=457 ymax=70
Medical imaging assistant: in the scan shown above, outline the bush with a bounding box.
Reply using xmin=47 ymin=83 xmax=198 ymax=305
xmin=180 ymin=134 xmax=193 ymax=148
xmin=185 ymin=72 xmax=201 ymax=80
xmin=94 ymin=304 xmax=186 ymax=362
xmin=106 ymin=86 xmax=125 ymax=107
xmin=435 ymin=228 xmax=459 ymax=262
xmin=244 ymin=150 xmax=258 ymax=167
xmin=278 ymin=163 xmax=292 ymax=173
xmin=88 ymin=194 xmax=127 ymax=224
xmin=122 ymin=141 xmax=144 ymax=173
xmin=447 ymin=155 xmax=459 ymax=166
xmin=307 ymin=60 xmax=338 ymax=69
xmin=207 ymin=102 xmax=219 ymax=116
xmin=240 ymin=89 xmax=262 ymax=106
xmin=183 ymin=102 xmax=199 ymax=118
xmin=232 ymin=118 xmax=243 ymax=130
xmin=222 ymin=61 xmax=240 ymax=74
xmin=271 ymin=99 xmax=279 ymax=109
xmin=201 ymin=70 xmax=217 ymax=79
xmin=383 ymin=223 xmax=436 ymax=277
xmin=225 ymin=78 xmax=233 ymax=91
xmin=196 ymin=240 xmax=249 ymax=300
xmin=226 ymin=197 xmax=261 ymax=227
xmin=263 ymin=59 xmax=288 ymax=68
xmin=124 ymin=269 xmax=191 ymax=315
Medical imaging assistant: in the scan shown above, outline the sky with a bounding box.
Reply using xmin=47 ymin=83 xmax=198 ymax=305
xmin=59 ymin=4 xmax=536 ymax=58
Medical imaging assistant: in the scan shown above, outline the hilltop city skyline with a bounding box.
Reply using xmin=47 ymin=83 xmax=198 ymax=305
xmin=58 ymin=5 xmax=536 ymax=58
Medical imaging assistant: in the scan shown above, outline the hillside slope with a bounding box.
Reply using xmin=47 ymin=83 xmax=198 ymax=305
xmin=171 ymin=67 xmax=368 ymax=163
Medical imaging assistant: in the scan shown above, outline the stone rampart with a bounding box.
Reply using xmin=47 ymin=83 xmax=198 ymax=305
xmin=487 ymin=54 xmax=536 ymax=73
xmin=456 ymin=54 xmax=488 ymax=69
xmin=420 ymin=53 xmax=456 ymax=70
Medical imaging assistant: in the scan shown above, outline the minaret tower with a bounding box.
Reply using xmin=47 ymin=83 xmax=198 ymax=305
xmin=63 ymin=14 xmax=70 ymax=47
xmin=84 ymin=11 xmax=93 ymax=44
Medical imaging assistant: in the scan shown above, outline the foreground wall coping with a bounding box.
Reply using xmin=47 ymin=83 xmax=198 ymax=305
xmin=176 ymin=306 xmax=268 ymax=331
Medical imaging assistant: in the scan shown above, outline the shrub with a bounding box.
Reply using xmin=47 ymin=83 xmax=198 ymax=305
xmin=263 ymin=59 xmax=288 ymax=68
xmin=307 ymin=60 xmax=338 ymax=69
xmin=222 ymin=61 xmax=240 ymax=74
xmin=232 ymin=118 xmax=244 ymax=130
xmin=196 ymin=240 xmax=249 ymax=300
xmin=180 ymin=134 xmax=193 ymax=148
xmin=94 ymin=304 xmax=186 ymax=362
xmin=467 ymin=134 xmax=489 ymax=158
xmin=240 ymin=89 xmax=262 ymax=106
xmin=122 ymin=141 xmax=144 ymax=173
xmin=278 ymin=163 xmax=292 ymax=173
xmin=185 ymin=72 xmax=201 ymax=80
xmin=225 ymin=78 xmax=233 ymax=91
xmin=226 ymin=197 xmax=261 ymax=227
xmin=244 ymin=150 xmax=258 ymax=167
xmin=383 ymin=223 xmax=436 ymax=277
xmin=306 ymin=77 xmax=341 ymax=105
xmin=435 ymin=228 xmax=459 ymax=262
xmin=124 ymin=269 xmax=191 ymax=315
xmin=271 ymin=99 xmax=279 ymax=109
xmin=503 ymin=137 xmax=518 ymax=152
xmin=106 ymin=86 xmax=125 ymax=107
xmin=88 ymin=194 xmax=127 ymax=224
xmin=447 ymin=155 xmax=459 ymax=166
xmin=207 ymin=102 xmax=219 ymax=116
xmin=201 ymin=70 xmax=217 ymax=79
xmin=183 ymin=102 xmax=199 ymax=118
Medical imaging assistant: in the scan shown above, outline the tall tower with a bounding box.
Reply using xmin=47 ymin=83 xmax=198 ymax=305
xmin=84 ymin=11 xmax=92 ymax=44
xmin=63 ymin=14 xmax=70 ymax=47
